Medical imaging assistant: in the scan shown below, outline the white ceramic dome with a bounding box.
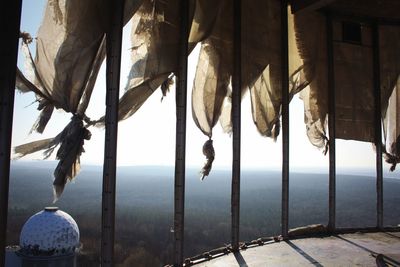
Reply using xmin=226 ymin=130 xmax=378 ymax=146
xmin=19 ymin=207 xmax=79 ymax=256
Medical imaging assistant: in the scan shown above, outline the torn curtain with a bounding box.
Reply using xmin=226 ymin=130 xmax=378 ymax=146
xmin=295 ymin=10 xmax=400 ymax=170
xmin=192 ymin=0 xmax=308 ymax=178
xmin=15 ymin=0 xmax=140 ymax=200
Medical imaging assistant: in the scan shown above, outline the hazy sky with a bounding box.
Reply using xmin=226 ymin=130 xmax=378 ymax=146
xmin=12 ymin=0 xmax=383 ymax=173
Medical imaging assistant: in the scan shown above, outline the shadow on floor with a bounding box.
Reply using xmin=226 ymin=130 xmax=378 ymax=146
xmin=335 ymin=235 xmax=400 ymax=266
xmin=233 ymin=252 xmax=249 ymax=267
xmin=383 ymin=232 xmax=400 ymax=241
xmin=285 ymin=240 xmax=324 ymax=267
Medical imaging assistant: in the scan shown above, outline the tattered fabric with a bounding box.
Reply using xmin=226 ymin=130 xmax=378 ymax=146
xmin=295 ymin=10 xmax=400 ymax=170
xmin=15 ymin=0 xmax=140 ymax=200
xmin=295 ymin=11 xmax=329 ymax=150
xmin=192 ymin=0 xmax=308 ymax=178
xmin=380 ymin=25 xmax=400 ymax=171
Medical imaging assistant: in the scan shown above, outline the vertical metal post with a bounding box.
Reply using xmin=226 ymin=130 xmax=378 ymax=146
xmin=173 ymin=0 xmax=189 ymax=265
xmin=281 ymin=0 xmax=290 ymax=239
xmin=327 ymin=11 xmax=336 ymax=232
xmin=231 ymin=0 xmax=242 ymax=251
xmin=372 ymin=21 xmax=383 ymax=229
xmin=101 ymin=0 xmax=124 ymax=265
xmin=0 ymin=0 xmax=22 ymax=264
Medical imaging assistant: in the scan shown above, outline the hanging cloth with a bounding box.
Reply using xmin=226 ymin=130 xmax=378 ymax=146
xmin=105 ymin=0 xmax=219 ymax=124
xmin=380 ymin=25 xmax=400 ymax=171
xmin=15 ymin=0 xmax=140 ymax=200
xmin=295 ymin=11 xmax=329 ymax=151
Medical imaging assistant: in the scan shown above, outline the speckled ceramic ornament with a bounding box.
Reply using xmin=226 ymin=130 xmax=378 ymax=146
xmin=19 ymin=207 xmax=79 ymax=256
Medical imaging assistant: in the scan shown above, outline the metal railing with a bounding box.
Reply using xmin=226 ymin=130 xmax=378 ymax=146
xmin=231 ymin=0 xmax=242 ymax=252
xmin=173 ymin=0 xmax=189 ymax=265
xmin=281 ymin=0 xmax=290 ymax=239
xmin=101 ymin=0 xmax=125 ymax=266
xmin=0 ymin=0 xmax=23 ymax=264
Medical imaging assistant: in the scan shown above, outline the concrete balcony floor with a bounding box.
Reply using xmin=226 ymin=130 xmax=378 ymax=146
xmin=194 ymin=231 xmax=400 ymax=266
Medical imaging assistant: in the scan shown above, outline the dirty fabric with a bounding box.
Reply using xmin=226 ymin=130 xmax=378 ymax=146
xmin=245 ymin=0 xmax=283 ymax=139
xmin=110 ymin=0 xmax=184 ymax=122
xmin=114 ymin=0 xmax=217 ymax=123
xmin=191 ymin=13 xmax=228 ymax=137
xmin=215 ymin=2 xmax=304 ymax=140
xmin=295 ymin=11 xmax=329 ymax=150
xmin=15 ymin=0 xmax=139 ymax=199
xmin=17 ymin=0 xmax=140 ymax=126
xmin=191 ymin=0 xmax=228 ymax=178
xmin=191 ymin=0 xmax=285 ymax=178
xmin=15 ymin=117 xmax=91 ymax=200
xmin=199 ymin=0 xmax=285 ymax=138
xmin=295 ymin=11 xmax=400 ymax=171
xmin=383 ymin=86 xmax=400 ymax=171
xmin=192 ymin=1 xmax=310 ymax=179
xmin=380 ymin=25 xmax=400 ymax=171
xmin=201 ymin=139 xmax=215 ymax=180
xmin=114 ymin=0 xmax=226 ymax=179
xmin=333 ymin=24 xmax=375 ymax=142
xmin=297 ymin=12 xmax=374 ymax=145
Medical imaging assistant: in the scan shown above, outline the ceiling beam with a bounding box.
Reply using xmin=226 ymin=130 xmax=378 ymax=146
xmin=290 ymin=0 xmax=336 ymax=13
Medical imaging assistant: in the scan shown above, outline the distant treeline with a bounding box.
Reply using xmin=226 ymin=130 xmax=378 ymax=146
xmin=6 ymin=162 xmax=400 ymax=266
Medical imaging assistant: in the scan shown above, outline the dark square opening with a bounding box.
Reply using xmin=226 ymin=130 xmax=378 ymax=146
xmin=342 ymin=21 xmax=362 ymax=44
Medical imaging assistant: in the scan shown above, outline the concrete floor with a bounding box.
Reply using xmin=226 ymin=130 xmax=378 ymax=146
xmin=194 ymin=232 xmax=400 ymax=266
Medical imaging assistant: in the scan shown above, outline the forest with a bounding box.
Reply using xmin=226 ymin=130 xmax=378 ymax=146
xmin=6 ymin=161 xmax=400 ymax=266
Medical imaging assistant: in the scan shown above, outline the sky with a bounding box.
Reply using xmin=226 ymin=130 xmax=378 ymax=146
xmin=12 ymin=0 xmax=387 ymax=174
